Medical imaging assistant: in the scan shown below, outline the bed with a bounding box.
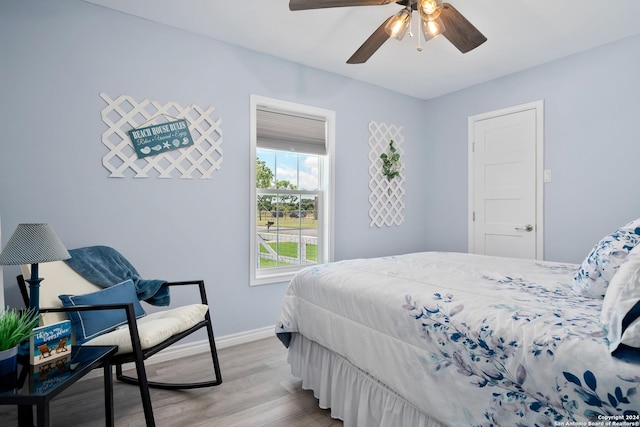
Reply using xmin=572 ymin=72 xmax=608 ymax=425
xmin=276 ymin=240 xmax=640 ymax=426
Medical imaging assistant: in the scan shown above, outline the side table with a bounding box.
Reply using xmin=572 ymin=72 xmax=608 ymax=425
xmin=0 ymin=345 xmax=117 ymax=427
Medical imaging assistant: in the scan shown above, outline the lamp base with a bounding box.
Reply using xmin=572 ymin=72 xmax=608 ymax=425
xmin=17 ymin=340 xmax=30 ymax=357
xmin=26 ymin=262 xmax=43 ymax=313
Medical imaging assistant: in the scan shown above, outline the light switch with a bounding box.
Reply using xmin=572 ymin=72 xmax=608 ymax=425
xmin=543 ymin=169 xmax=552 ymax=183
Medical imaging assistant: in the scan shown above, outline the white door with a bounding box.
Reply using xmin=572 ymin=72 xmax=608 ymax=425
xmin=468 ymin=101 xmax=544 ymax=260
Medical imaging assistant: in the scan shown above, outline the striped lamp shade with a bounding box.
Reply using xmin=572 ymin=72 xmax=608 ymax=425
xmin=0 ymin=223 xmax=70 ymax=265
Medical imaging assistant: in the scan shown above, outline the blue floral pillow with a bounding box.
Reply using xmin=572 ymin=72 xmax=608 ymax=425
xmin=573 ymin=218 xmax=640 ymax=298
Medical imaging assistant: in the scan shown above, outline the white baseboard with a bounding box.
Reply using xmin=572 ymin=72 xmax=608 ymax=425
xmin=144 ymin=324 xmax=276 ymax=365
xmin=83 ymin=325 xmax=276 ymax=380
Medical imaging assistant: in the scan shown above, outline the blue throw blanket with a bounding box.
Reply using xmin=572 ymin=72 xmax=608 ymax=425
xmin=64 ymin=246 xmax=170 ymax=306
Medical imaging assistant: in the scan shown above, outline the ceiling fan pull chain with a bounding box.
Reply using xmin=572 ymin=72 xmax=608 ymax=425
xmin=416 ymin=15 xmax=423 ymax=51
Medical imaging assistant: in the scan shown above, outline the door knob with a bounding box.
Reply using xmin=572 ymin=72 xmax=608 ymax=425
xmin=515 ymin=224 xmax=533 ymax=232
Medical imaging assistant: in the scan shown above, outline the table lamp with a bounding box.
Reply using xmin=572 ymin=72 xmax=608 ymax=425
xmin=0 ymin=223 xmax=70 ymax=313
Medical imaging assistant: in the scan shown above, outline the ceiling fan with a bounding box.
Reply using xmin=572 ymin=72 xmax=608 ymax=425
xmin=289 ymin=0 xmax=487 ymax=64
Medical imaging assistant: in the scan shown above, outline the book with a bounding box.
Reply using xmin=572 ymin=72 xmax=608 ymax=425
xmin=29 ymin=320 xmax=72 ymax=365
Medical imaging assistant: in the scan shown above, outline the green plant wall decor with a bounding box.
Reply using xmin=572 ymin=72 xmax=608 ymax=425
xmin=380 ymin=140 xmax=401 ymax=181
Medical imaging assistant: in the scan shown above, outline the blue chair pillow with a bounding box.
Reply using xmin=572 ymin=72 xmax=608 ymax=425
xmin=59 ymin=279 xmax=146 ymax=344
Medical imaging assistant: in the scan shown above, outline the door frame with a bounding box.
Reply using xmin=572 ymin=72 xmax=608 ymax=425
xmin=467 ymin=100 xmax=545 ymax=260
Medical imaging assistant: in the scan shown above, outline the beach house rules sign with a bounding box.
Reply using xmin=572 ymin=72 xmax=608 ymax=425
xmin=128 ymin=119 xmax=194 ymax=158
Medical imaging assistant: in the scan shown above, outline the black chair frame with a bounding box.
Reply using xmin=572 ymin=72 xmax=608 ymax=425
xmin=18 ymin=276 xmax=222 ymax=427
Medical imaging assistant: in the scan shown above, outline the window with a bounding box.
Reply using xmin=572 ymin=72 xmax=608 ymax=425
xmin=250 ymin=95 xmax=335 ymax=285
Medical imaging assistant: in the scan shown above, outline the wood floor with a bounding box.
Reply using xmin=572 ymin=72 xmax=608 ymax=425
xmin=0 ymin=336 xmax=343 ymax=427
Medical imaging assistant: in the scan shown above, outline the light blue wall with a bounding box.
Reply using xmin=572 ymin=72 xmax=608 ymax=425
xmin=422 ymin=34 xmax=640 ymax=263
xmin=0 ymin=0 xmax=428 ymax=336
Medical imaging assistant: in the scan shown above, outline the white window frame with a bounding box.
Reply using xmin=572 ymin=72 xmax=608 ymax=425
xmin=250 ymin=95 xmax=335 ymax=286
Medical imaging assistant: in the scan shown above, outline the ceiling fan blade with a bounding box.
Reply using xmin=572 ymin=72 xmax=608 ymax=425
xmin=290 ymin=0 xmax=394 ymax=11
xmin=439 ymin=3 xmax=487 ymax=53
xmin=346 ymin=16 xmax=393 ymax=64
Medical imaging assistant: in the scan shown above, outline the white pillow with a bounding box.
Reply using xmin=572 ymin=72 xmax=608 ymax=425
xmin=84 ymin=303 xmax=208 ymax=355
xmin=574 ymin=218 xmax=640 ymax=298
xmin=601 ymin=244 xmax=640 ymax=352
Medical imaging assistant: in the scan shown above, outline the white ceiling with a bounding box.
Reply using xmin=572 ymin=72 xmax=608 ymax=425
xmin=83 ymin=0 xmax=640 ymax=100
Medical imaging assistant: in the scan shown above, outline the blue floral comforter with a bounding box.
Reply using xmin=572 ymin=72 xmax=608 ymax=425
xmin=276 ymin=252 xmax=640 ymax=426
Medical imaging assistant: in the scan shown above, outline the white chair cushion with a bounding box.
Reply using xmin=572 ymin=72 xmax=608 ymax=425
xmin=21 ymin=261 xmax=103 ymax=325
xmin=84 ymin=303 xmax=209 ymax=355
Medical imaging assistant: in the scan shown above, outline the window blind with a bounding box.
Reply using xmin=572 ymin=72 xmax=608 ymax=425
xmin=256 ymin=108 xmax=326 ymax=155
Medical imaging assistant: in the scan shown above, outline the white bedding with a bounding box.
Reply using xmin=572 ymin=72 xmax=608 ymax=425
xmin=276 ymin=252 xmax=640 ymax=426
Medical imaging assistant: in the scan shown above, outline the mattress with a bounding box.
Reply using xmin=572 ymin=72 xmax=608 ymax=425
xmin=276 ymin=251 xmax=640 ymax=426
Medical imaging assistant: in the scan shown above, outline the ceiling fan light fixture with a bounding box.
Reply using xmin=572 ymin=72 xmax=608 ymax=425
xmin=418 ymin=0 xmax=443 ymax=21
xmin=422 ymin=16 xmax=445 ymax=41
xmin=384 ymin=8 xmax=411 ymax=40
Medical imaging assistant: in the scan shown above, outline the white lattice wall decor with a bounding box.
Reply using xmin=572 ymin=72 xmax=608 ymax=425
xmin=100 ymin=93 xmax=223 ymax=179
xmin=368 ymin=121 xmax=405 ymax=227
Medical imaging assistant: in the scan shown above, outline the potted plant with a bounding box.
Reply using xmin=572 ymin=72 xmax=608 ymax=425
xmin=0 ymin=307 xmax=39 ymax=376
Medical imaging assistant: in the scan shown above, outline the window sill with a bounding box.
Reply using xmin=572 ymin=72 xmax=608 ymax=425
xmin=250 ymin=271 xmax=297 ymax=286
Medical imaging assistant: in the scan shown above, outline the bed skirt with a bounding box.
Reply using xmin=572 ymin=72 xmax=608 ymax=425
xmin=287 ymin=333 xmax=446 ymax=427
